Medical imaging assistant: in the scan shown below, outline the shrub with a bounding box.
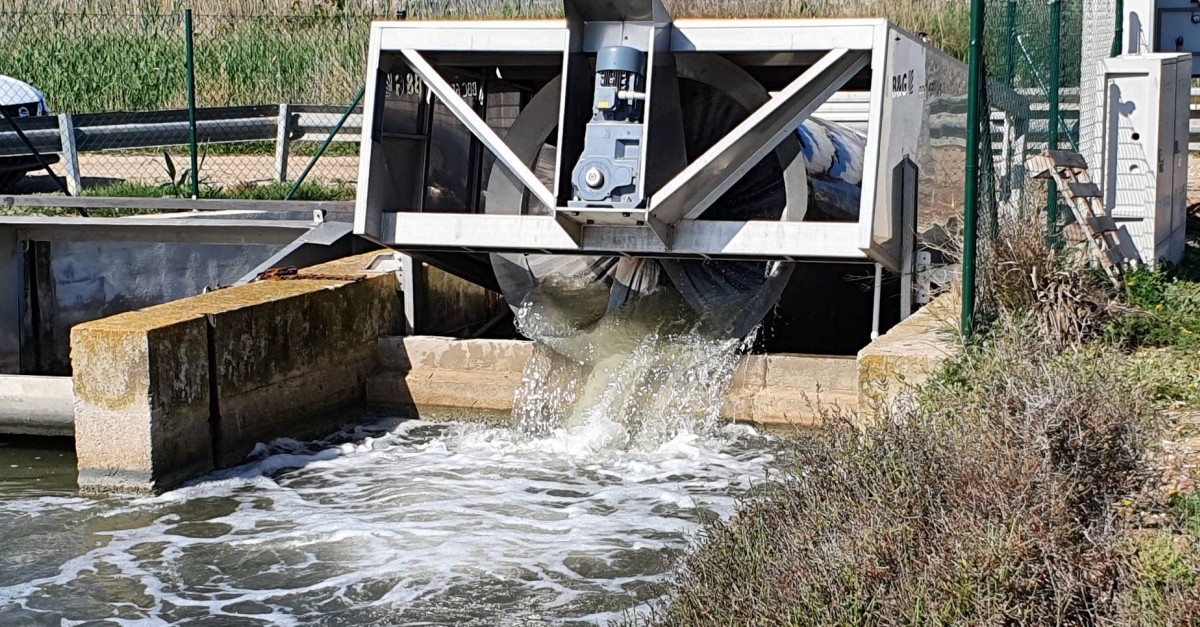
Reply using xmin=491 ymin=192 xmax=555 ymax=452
xmin=638 ymin=321 xmax=1169 ymax=626
xmin=973 ymin=210 xmax=1119 ymax=349
xmin=1107 ymin=266 xmax=1200 ymax=351
xmin=637 ymin=213 xmax=1200 ymax=626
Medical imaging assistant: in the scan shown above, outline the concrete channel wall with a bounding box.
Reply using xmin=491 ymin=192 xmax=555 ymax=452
xmin=49 ymin=240 xmax=957 ymax=493
xmin=0 ymin=225 xmax=284 ymax=377
xmin=367 ymin=294 xmax=962 ymax=428
xmin=857 ymin=294 xmax=960 ymax=422
xmin=366 ymin=336 xmax=862 ymax=427
xmin=0 ymin=375 xmax=73 ymax=436
xmin=71 ymin=254 xmax=402 ymax=493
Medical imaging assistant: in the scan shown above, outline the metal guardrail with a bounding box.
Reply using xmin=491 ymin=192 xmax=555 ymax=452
xmin=0 ymin=86 xmax=1197 ymax=197
xmin=0 ymin=104 xmax=363 ymax=195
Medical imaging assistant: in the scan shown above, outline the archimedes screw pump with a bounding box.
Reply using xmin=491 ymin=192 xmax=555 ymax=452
xmin=570 ymin=46 xmax=648 ymax=209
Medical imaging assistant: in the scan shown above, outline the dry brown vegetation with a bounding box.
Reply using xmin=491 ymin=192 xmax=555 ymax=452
xmin=975 ymin=209 xmax=1122 ymax=349
xmin=0 ymin=0 xmax=969 ymax=113
xmin=0 ymin=0 xmax=971 ymax=58
xmin=638 ymin=215 xmax=1200 ymax=625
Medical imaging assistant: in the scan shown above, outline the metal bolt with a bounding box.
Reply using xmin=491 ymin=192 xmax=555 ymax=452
xmin=584 ymin=167 xmax=605 ymax=189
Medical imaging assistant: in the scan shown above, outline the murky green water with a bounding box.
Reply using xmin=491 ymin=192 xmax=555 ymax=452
xmin=0 ymin=279 xmax=789 ymax=625
xmin=0 ymin=416 xmax=778 ymax=626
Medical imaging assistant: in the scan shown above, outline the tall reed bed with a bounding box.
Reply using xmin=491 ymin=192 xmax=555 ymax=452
xmin=0 ymin=10 xmax=371 ymax=111
xmin=0 ymin=0 xmax=969 ymax=113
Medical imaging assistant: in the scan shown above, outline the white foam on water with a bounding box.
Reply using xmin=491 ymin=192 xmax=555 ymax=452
xmin=0 ymin=280 xmax=776 ymax=625
xmin=0 ymin=420 xmax=775 ymax=625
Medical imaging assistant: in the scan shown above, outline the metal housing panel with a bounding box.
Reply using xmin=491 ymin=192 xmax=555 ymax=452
xmin=377 ymin=22 xmax=570 ymax=52
xmin=671 ymin=20 xmax=880 ymax=52
xmin=354 ymin=25 xmax=385 ymax=240
xmin=384 ymin=213 xmax=866 ymax=259
xmin=1100 ymin=53 xmax=1191 ymax=265
xmin=356 ymin=18 xmax=967 ymax=265
xmin=855 ymin=23 xmax=891 ymax=262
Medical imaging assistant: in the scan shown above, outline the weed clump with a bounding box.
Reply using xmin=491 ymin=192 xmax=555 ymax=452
xmin=1108 ymin=264 xmax=1200 ymax=351
xmin=973 ymin=211 xmax=1119 ymax=348
xmin=639 ymin=214 xmax=1200 ymax=626
xmin=642 ymin=323 xmax=1160 ymax=626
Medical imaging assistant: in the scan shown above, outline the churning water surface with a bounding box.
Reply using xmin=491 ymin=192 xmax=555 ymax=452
xmin=0 ymin=286 xmax=782 ymax=625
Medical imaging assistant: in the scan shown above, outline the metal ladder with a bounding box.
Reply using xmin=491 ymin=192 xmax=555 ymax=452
xmin=1025 ymin=150 xmax=1136 ymax=284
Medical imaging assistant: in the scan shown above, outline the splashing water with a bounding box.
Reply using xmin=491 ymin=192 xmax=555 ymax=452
xmin=0 ymin=421 xmax=778 ymax=625
xmin=0 ymin=277 xmax=778 ymax=625
xmin=511 ymin=281 xmax=755 ymax=451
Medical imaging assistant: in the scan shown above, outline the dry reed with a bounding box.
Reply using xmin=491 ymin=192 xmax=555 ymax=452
xmin=0 ymin=0 xmax=970 ymax=115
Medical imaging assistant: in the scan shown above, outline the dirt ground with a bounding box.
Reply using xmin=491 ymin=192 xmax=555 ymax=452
xmin=6 ymin=148 xmax=1200 ymax=203
xmin=8 ymin=153 xmax=361 ymax=193
xmin=1188 ymin=162 xmax=1200 ymax=207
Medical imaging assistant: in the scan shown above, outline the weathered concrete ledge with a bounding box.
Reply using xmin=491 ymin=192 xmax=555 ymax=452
xmin=367 ymin=336 xmax=860 ymax=427
xmin=857 ymin=294 xmax=961 ymax=424
xmin=71 ymin=253 xmax=401 ymax=494
xmin=0 ymin=375 xmax=75 ymax=436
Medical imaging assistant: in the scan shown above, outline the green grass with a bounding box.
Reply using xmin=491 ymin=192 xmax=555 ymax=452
xmin=1108 ymin=241 xmax=1200 ymax=351
xmin=0 ymin=180 xmax=355 ymax=217
xmin=123 ymin=141 xmax=360 ymax=158
xmin=0 ymin=10 xmax=369 ymax=112
xmin=1122 ymin=493 xmax=1200 ymax=625
xmin=82 ymin=179 xmax=355 ymax=201
xmin=0 ymin=0 xmax=972 ymax=115
xmin=1109 ymin=237 xmax=1200 ymax=407
xmin=1125 ymin=348 xmax=1200 ymax=408
xmin=84 ymin=180 xmax=223 ymax=199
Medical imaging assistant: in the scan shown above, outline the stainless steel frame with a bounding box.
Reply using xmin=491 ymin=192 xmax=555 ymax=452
xmin=354 ymin=11 xmax=969 ymax=271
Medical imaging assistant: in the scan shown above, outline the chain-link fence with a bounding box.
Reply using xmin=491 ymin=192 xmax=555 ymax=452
xmin=976 ymin=0 xmax=1090 ymax=224
xmin=0 ymin=1 xmax=569 ymax=201
xmin=0 ymin=8 xmax=372 ymax=200
xmin=960 ymin=0 xmax=1116 ymax=329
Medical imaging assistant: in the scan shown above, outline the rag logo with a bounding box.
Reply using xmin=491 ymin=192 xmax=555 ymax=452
xmin=385 ymin=72 xmax=482 ymax=103
xmin=891 ymin=69 xmax=915 ymax=97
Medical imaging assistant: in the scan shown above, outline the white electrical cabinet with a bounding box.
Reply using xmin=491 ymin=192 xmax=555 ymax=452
xmin=1098 ymin=53 xmax=1191 ymax=266
xmin=1123 ymin=0 xmax=1200 ymax=75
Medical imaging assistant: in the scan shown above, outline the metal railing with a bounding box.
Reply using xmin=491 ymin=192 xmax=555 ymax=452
xmin=1 ymin=86 xmax=1198 ymax=199
xmin=0 ymin=104 xmax=362 ymax=195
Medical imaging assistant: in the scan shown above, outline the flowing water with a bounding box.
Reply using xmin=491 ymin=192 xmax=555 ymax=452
xmin=0 ymin=284 xmax=782 ymax=625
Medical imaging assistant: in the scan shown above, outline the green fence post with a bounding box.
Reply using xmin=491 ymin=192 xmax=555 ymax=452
xmin=285 ymin=86 xmax=366 ymax=201
xmin=184 ymin=9 xmax=200 ymax=200
xmin=1046 ymin=0 xmax=1062 ymax=239
xmin=997 ymin=0 xmax=1017 ymax=234
xmin=1003 ymin=0 xmax=1017 ymax=87
xmin=1112 ymin=0 xmax=1124 ymax=56
xmin=962 ymin=0 xmax=986 ymax=338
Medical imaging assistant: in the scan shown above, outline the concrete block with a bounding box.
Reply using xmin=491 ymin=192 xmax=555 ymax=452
xmin=366 ymin=336 xmax=863 ymax=429
xmin=379 ymin=336 xmax=534 ymax=373
xmin=368 ymin=368 xmax=521 ymax=415
xmin=72 ymin=316 xmax=212 ymax=494
xmin=765 ymin=354 xmax=858 ymax=392
xmin=461 ymin=338 xmax=535 ymax=373
xmin=205 ymin=277 xmax=400 ymax=466
xmin=71 ymin=260 xmax=402 ymax=493
xmin=730 ymin=354 xmax=767 ymax=389
xmin=721 ymin=387 xmax=858 ymax=428
xmin=857 ymin=294 xmax=960 ymax=425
